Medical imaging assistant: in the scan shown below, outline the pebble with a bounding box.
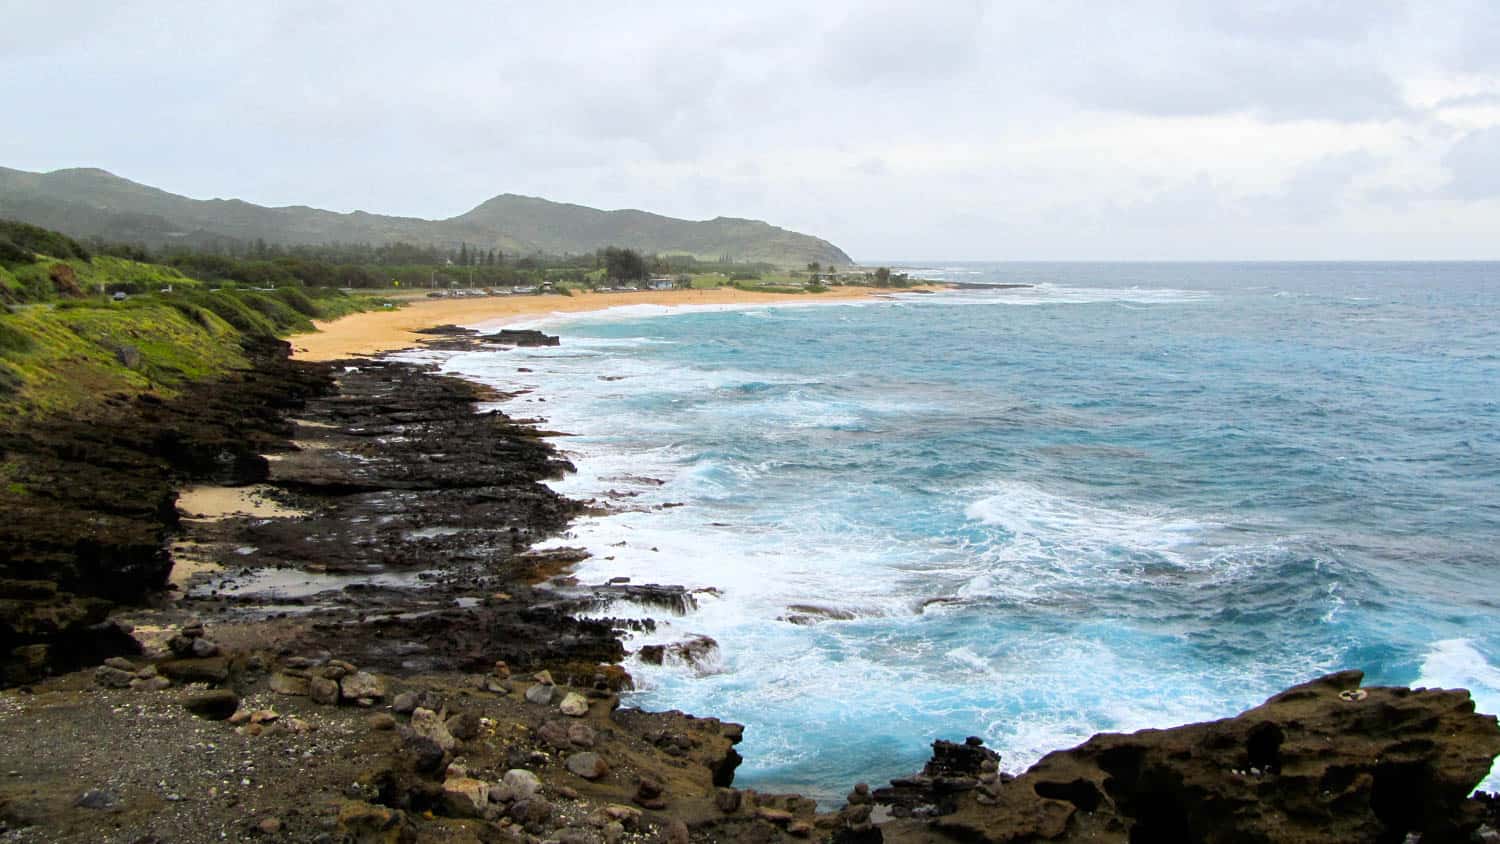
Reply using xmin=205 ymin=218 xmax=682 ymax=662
xmin=258 ymin=816 xmax=282 ymax=834
xmin=366 ymin=713 xmax=396 ymax=731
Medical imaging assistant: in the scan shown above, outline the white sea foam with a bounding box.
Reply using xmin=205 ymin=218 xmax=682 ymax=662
xmin=965 ymin=481 xmax=1210 ymax=562
xmin=1417 ymin=638 xmax=1500 ymax=792
xmin=926 ymin=283 xmax=1210 ymax=307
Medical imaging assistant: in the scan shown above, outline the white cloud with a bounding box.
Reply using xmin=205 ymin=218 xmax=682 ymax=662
xmin=1 ymin=0 xmax=1500 ymax=258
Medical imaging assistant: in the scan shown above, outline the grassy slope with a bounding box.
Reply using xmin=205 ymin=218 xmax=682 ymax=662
xmin=0 ymin=252 xmax=387 ymax=423
xmin=0 ymin=300 xmax=248 ymax=421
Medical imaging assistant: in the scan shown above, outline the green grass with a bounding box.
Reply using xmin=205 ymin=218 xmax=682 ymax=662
xmin=0 ymin=255 xmax=201 ymax=303
xmin=0 ymin=300 xmax=248 ymax=421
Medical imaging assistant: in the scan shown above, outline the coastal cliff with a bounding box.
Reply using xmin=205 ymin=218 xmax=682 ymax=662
xmin=0 ymin=326 xmax=1497 ymax=842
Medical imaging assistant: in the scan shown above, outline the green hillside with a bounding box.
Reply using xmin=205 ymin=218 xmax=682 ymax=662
xmin=0 ymin=166 xmax=853 ymax=267
xmin=0 ymin=221 xmax=385 ymax=421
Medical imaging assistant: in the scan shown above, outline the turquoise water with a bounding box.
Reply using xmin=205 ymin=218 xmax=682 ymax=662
xmin=440 ymin=263 xmax=1500 ymax=800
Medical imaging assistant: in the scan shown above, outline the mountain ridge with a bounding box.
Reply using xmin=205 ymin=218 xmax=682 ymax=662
xmin=0 ymin=166 xmax=853 ymax=266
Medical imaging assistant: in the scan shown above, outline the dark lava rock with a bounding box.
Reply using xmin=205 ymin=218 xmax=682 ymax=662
xmin=582 ymin=583 xmax=696 ymax=616
xmin=159 ymin=657 xmax=229 ymax=685
xmin=0 ymin=335 xmax=330 ymax=685
xmin=93 ymin=665 xmax=134 ymax=689
xmin=903 ymin=671 xmax=1500 ymax=843
xmin=634 ymin=775 xmax=666 ymax=810
xmin=182 ymin=689 xmax=240 ymax=721
xmin=73 ymin=789 xmax=119 ymax=810
xmin=715 ymin=787 xmax=742 ymax=814
xmin=446 ymin=710 xmax=481 ymax=742
xmin=485 ymin=329 xmax=560 ymax=347
xmin=403 ymin=733 xmax=447 ymax=775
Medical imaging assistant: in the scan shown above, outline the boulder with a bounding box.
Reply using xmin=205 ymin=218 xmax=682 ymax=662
xmin=559 ymin=691 xmax=590 ymax=717
xmin=182 ymin=689 xmax=239 ymax=721
xmin=509 ymin=796 xmax=553 ymax=825
xmin=566 ymin=752 xmax=609 ymax=780
xmin=409 ymin=707 xmax=457 ymax=753
xmin=158 ymin=657 xmax=228 ymax=685
xmin=441 ymin=777 xmax=489 ymax=818
xmin=403 ymin=734 xmax=446 ymax=774
xmin=336 ymin=800 xmax=413 ymax=842
xmin=445 ymin=710 xmax=481 ymax=741
xmin=340 ymin=671 xmax=385 ymax=702
xmin=537 ymin=719 xmax=573 ymax=749
xmin=567 ymin=721 xmax=597 ymax=748
xmin=309 ymin=676 xmax=340 ymax=705
xmin=268 ymin=672 xmax=309 ymax=696
xmin=501 ymin=769 xmax=542 ymax=801
xmin=94 ymin=665 xmax=134 ymax=688
xmin=525 ymin=683 xmax=556 ymax=705
xmin=129 ymin=675 xmax=171 ymax=691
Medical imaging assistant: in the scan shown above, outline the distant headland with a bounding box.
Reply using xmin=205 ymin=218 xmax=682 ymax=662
xmin=0 ymin=165 xmax=852 ymax=268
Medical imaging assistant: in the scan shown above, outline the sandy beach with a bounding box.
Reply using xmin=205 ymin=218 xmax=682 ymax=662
xmin=290 ymin=285 xmax=911 ymax=360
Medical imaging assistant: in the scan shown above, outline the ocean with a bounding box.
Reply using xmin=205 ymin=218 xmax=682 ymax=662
xmin=432 ymin=262 xmax=1500 ymax=801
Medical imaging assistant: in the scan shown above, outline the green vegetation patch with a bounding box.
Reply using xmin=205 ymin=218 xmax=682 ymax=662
xmin=0 ymin=219 xmax=90 ymax=263
xmin=0 ymin=301 xmax=247 ymax=421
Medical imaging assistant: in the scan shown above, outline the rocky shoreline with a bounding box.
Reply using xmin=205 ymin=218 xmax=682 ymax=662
xmin=1 ymin=329 xmax=1498 ymax=842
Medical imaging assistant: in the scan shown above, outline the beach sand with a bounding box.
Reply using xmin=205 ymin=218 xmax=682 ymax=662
xmin=291 ymin=285 xmax=910 ymax=361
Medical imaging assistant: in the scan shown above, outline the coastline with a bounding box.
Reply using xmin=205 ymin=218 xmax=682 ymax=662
xmin=0 ymin=322 xmax=1495 ymax=841
xmin=290 ymin=285 xmax=920 ymax=362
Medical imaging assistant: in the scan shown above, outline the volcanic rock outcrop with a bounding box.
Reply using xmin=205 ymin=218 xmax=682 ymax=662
xmin=874 ymin=671 xmax=1500 ymax=843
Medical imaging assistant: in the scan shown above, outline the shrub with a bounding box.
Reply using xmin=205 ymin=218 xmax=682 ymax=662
xmin=234 ymin=291 xmax=313 ymax=333
xmin=190 ymin=291 xmax=275 ymax=335
xmin=164 ymin=299 xmax=216 ymax=329
xmin=0 ymin=238 xmax=33 ymax=266
xmin=272 ymin=286 xmax=318 ymax=317
xmin=0 ymin=220 xmax=90 ymax=261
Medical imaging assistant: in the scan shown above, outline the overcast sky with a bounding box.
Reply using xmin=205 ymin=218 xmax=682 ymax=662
xmin=4 ymin=1 xmax=1500 ymax=260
